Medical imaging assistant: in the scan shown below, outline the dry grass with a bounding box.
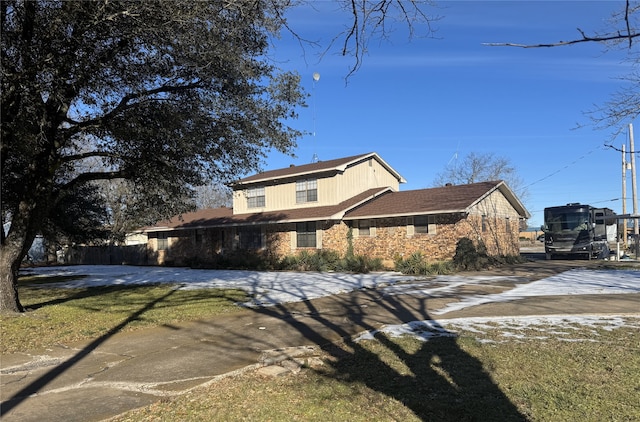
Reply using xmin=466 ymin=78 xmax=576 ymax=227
xmin=0 ymin=275 xmax=247 ymax=353
xmin=112 ymin=324 xmax=640 ymax=422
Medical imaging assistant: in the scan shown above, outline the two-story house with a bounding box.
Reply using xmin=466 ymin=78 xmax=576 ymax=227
xmin=144 ymin=152 xmax=530 ymax=266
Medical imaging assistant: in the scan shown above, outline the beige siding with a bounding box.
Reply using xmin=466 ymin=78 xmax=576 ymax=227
xmin=233 ymin=178 xmax=329 ymax=214
xmin=336 ymin=158 xmax=400 ymax=201
xmin=469 ymin=189 xmax=521 ymax=219
xmin=232 ymin=157 xmax=401 ymax=214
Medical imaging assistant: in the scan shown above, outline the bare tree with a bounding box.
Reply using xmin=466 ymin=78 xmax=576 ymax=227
xmin=433 ymin=152 xmax=528 ymax=201
xmin=337 ymin=0 xmax=439 ymax=77
xmin=484 ymin=0 xmax=640 ymax=138
xmin=194 ymin=184 xmax=233 ymax=210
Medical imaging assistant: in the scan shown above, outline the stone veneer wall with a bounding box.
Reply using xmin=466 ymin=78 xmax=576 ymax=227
xmin=147 ymin=227 xmax=235 ymax=266
xmin=254 ymin=214 xmax=520 ymax=265
xmin=265 ymin=223 xmax=294 ymax=258
xmin=351 ymin=215 xmax=473 ymax=264
xmin=147 ymin=214 xmax=520 ymax=266
xmin=341 ymin=214 xmax=519 ymax=266
xmin=468 ymin=213 xmax=520 ymax=257
xmin=319 ymin=221 xmax=350 ymax=256
xmin=263 ymin=221 xmax=351 ymax=258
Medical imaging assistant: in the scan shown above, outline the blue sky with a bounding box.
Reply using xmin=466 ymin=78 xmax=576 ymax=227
xmin=262 ymin=1 xmax=637 ymax=227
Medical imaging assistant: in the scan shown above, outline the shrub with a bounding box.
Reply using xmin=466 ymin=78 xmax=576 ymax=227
xmin=452 ymin=238 xmax=493 ymax=271
xmin=342 ymin=255 xmax=384 ymax=273
xmin=276 ymin=250 xmax=383 ymax=273
xmin=184 ymin=248 xmax=386 ymax=274
xmin=193 ymin=250 xmax=278 ymax=271
xmin=394 ymin=252 xmax=428 ymax=275
xmin=429 ymin=260 xmax=455 ymax=275
xmin=394 ymin=252 xmax=454 ymax=275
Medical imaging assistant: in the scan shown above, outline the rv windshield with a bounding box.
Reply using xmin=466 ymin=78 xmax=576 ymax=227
xmin=545 ymin=210 xmax=590 ymax=232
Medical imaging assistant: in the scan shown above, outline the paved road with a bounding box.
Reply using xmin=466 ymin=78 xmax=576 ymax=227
xmin=1 ymin=259 xmax=639 ymax=422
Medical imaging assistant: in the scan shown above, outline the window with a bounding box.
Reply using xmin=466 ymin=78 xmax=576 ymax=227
xmin=296 ymin=222 xmax=316 ymax=247
xmin=482 ymin=215 xmax=488 ymax=233
xmin=195 ymin=230 xmax=203 ymax=244
xmin=157 ymin=232 xmax=168 ymax=250
xmin=247 ymin=186 xmax=265 ymax=208
xmin=296 ymin=179 xmax=317 ymax=203
xmin=505 ymin=217 xmax=511 ymax=233
xmin=414 ymin=215 xmax=435 ymax=234
xmin=238 ymin=227 xmax=262 ymax=249
xmin=357 ymin=220 xmax=370 ymax=236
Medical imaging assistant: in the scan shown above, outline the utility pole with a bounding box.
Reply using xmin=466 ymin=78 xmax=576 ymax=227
xmin=631 ymin=124 xmax=639 ymax=237
xmin=622 ymin=143 xmax=627 ymax=243
xmin=629 ymin=124 xmax=639 ymax=257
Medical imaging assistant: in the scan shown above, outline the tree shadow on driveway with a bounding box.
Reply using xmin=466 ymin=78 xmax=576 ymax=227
xmin=252 ymin=287 xmax=527 ymax=421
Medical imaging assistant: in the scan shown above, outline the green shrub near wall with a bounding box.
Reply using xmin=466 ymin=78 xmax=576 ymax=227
xmin=278 ymin=250 xmax=383 ymax=273
xmin=394 ymin=252 xmax=454 ymax=275
xmin=186 ymin=249 xmax=384 ymax=274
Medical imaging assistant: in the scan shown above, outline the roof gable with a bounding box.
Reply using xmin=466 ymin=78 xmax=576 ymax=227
xmin=234 ymin=152 xmax=405 ymax=186
xmin=344 ymin=181 xmax=530 ymax=219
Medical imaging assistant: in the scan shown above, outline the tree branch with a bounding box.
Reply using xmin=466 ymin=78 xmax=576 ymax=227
xmin=483 ymin=31 xmax=640 ymax=48
xmin=66 ymin=81 xmax=203 ymax=128
xmin=60 ymin=151 xmax=117 ymax=163
xmin=625 ymin=0 xmax=633 ymax=47
xmin=61 ymin=169 xmax=129 ymax=192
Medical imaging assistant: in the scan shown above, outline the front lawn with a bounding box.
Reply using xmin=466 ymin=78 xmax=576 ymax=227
xmin=0 ymin=274 xmax=247 ymax=353
xmin=111 ymin=324 xmax=640 ymax=421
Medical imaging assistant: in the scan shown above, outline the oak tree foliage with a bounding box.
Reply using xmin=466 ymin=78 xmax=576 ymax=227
xmin=1 ymin=0 xmax=305 ymax=312
xmin=1 ymin=0 xmax=436 ymax=312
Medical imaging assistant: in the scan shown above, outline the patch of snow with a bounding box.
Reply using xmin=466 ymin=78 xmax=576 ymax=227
xmin=381 ymin=269 xmax=640 ymax=315
xmin=21 ymin=265 xmax=414 ymax=307
xmin=356 ymin=315 xmax=640 ymax=343
xmin=22 ymin=265 xmax=640 ymax=342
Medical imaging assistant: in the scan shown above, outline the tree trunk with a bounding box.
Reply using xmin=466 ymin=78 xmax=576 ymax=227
xmin=0 ymin=207 xmax=39 ymax=313
xmin=0 ymin=241 xmax=25 ymax=313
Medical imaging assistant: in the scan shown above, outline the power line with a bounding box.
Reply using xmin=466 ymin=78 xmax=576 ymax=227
xmin=527 ymin=197 xmax=622 ymax=215
xmin=522 ymin=145 xmax=605 ymax=189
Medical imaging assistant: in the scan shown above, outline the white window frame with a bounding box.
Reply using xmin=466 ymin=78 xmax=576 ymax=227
xmin=408 ymin=215 xmax=436 ymax=236
xmin=247 ymin=186 xmax=265 ymax=208
xmin=414 ymin=215 xmax=436 ymax=234
xmin=356 ymin=220 xmax=372 ymax=237
xmin=296 ymin=179 xmax=318 ymax=204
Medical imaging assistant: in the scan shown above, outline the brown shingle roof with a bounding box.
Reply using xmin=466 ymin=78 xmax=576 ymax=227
xmin=145 ymin=187 xmax=392 ymax=232
xmin=344 ymin=181 xmax=526 ymax=219
xmin=234 ymin=152 xmax=406 ymax=185
xmin=144 ymin=181 xmax=530 ymax=233
xmin=144 ymin=207 xmax=234 ymax=231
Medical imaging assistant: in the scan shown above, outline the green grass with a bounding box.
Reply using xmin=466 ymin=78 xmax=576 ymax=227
xmin=0 ymin=275 xmax=248 ymax=353
xmin=111 ymin=324 xmax=640 ymax=422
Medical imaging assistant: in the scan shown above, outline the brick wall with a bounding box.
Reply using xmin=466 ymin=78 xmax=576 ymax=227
xmin=146 ymin=213 xmax=520 ymax=267
xmin=341 ymin=213 xmax=518 ymax=266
